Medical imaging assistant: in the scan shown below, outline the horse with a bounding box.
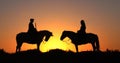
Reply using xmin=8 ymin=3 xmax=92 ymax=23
xmin=60 ymin=31 xmax=100 ymax=52
xmin=16 ymin=30 xmax=53 ymax=52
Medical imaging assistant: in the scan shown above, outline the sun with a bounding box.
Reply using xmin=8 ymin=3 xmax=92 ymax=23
xmin=40 ymin=35 xmax=77 ymax=52
xmin=40 ymin=36 xmax=70 ymax=52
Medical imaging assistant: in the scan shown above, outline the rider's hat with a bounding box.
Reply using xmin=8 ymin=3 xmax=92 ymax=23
xmin=30 ymin=18 xmax=34 ymax=22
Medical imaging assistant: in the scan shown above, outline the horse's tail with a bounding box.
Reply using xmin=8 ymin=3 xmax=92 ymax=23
xmin=96 ymin=35 xmax=100 ymax=51
xmin=16 ymin=34 xmax=18 ymax=44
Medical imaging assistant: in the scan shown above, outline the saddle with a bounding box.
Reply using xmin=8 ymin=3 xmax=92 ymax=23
xmin=27 ymin=30 xmax=38 ymax=41
xmin=77 ymin=33 xmax=86 ymax=43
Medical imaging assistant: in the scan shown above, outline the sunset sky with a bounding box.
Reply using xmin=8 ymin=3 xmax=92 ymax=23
xmin=0 ymin=0 xmax=120 ymax=53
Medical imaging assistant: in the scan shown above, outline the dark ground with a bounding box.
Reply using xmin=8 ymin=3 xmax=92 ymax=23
xmin=0 ymin=49 xmax=120 ymax=63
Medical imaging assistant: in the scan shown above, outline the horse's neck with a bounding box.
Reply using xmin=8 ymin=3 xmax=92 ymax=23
xmin=66 ymin=33 xmax=75 ymax=39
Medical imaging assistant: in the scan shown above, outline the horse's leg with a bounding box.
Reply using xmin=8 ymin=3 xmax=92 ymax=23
xmin=16 ymin=45 xmax=18 ymax=52
xmin=37 ymin=43 xmax=40 ymax=51
xmin=17 ymin=42 xmax=22 ymax=52
xmin=91 ymin=42 xmax=96 ymax=51
xmin=16 ymin=45 xmax=20 ymax=52
xmin=96 ymin=37 xmax=100 ymax=51
xmin=75 ymin=45 xmax=78 ymax=52
xmin=16 ymin=42 xmax=20 ymax=52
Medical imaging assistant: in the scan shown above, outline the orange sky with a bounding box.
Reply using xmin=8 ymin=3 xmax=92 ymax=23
xmin=0 ymin=0 xmax=120 ymax=53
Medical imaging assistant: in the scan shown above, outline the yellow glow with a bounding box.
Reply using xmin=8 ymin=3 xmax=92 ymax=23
xmin=40 ymin=36 xmax=69 ymax=52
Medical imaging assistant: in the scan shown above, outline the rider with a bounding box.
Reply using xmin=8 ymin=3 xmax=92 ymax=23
xmin=27 ymin=18 xmax=37 ymax=36
xmin=77 ymin=20 xmax=86 ymax=42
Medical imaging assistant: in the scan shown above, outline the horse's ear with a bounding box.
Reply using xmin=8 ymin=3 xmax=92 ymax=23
xmin=51 ymin=33 xmax=53 ymax=36
xmin=50 ymin=32 xmax=53 ymax=36
xmin=51 ymin=34 xmax=53 ymax=36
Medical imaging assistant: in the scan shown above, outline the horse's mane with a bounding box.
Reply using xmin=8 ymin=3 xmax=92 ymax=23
xmin=64 ymin=31 xmax=97 ymax=36
xmin=63 ymin=30 xmax=76 ymax=33
xmin=38 ymin=30 xmax=53 ymax=36
xmin=38 ymin=30 xmax=51 ymax=33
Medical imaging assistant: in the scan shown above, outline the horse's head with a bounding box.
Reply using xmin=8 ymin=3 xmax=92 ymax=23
xmin=44 ymin=31 xmax=53 ymax=41
xmin=38 ymin=30 xmax=53 ymax=42
xmin=60 ymin=31 xmax=76 ymax=41
xmin=60 ymin=31 xmax=68 ymax=40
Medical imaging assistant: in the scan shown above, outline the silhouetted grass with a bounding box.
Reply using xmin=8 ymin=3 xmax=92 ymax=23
xmin=0 ymin=49 xmax=120 ymax=63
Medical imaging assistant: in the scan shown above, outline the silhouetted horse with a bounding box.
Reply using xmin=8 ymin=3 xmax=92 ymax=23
xmin=16 ymin=30 xmax=53 ymax=52
xmin=60 ymin=31 xmax=100 ymax=52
